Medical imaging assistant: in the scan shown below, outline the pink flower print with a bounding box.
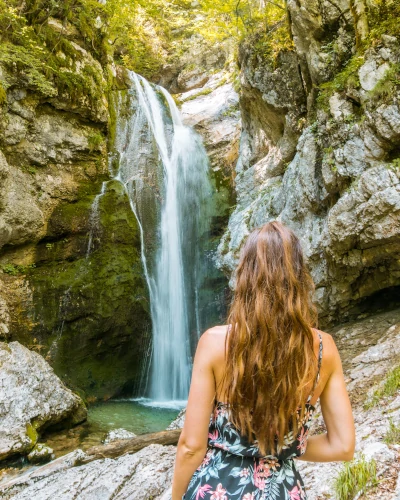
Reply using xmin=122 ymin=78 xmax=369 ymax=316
xmin=208 ymin=429 xmax=219 ymax=441
xmin=242 ymin=494 xmax=255 ymax=500
xmin=240 ymin=467 xmax=250 ymax=478
xmin=297 ymin=427 xmax=309 ymax=455
xmin=253 ymin=459 xmax=272 ymax=490
xmin=288 ymin=486 xmax=301 ymax=500
xmin=195 ymin=484 xmax=212 ymax=500
xmin=210 ymin=483 xmax=228 ymax=500
xmin=198 ymin=449 xmax=213 ymax=469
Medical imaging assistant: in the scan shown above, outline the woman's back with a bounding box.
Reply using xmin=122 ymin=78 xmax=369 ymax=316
xmin=211 ymin=326 xmax=326 ymax=410
xmin=172 ymin=222 xmax=355 ymax=500
xmin=182 ymin=328 xmax=324 ymax=499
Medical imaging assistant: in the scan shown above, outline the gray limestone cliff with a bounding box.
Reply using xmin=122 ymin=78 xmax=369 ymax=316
xmin=217 ymin=2 xmax=400 ymax=328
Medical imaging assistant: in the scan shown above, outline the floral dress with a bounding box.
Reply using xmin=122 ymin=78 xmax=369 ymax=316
xmin=183 ymin=332 xmax=323 ymax=500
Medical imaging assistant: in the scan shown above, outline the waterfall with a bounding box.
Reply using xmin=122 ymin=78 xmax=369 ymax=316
xmin=112 ymin=72 xmax=212 ymax=406
xmin=86 ymin=181 xmax=107 ymax=257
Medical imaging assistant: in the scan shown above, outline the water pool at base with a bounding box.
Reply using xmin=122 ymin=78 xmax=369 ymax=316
xmin=41 ymin=400 xmax=181 ymax=459
xmin=87 ymin=400 xmax=181 ymax=435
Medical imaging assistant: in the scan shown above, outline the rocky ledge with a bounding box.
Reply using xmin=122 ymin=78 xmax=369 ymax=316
xmin=0 ymin=341 xmax=86 ymax=462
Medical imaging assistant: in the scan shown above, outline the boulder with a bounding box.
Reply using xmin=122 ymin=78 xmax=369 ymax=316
xmin=166 ymin=408 xmax=186 ymax=430
xmin=103 ymin=429 xmax=137 ymax=445
xmin=27 ymin=444 xmax=54 ymax=464
xmin=0 ymin=341 xmax=87 ymax=461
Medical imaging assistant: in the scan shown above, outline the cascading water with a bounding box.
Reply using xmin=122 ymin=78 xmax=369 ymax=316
xmin=111 ymin=71 xmax=213 ymax=406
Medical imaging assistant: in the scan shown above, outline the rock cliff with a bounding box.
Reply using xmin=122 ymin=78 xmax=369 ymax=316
xmin=217 ymin=1 xmax=400 ymax=328
xmin=0 ymin=7 xmax=150 ymax=399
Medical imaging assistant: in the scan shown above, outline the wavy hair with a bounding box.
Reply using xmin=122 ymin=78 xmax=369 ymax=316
xmin=222 ymin=221 xmax=319 ymax=456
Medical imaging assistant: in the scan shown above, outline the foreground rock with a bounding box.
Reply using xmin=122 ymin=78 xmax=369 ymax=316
xmin=0 ymin=444 xmax=176 ymax=500
xmin=2 ymin=309 xmax=399 ymax=499
xmin=0 ymin=341 xmax=87 ymax=461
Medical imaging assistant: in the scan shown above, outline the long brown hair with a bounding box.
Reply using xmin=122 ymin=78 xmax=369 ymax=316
xmin=222 ymin=221 xmax=319 ymax=455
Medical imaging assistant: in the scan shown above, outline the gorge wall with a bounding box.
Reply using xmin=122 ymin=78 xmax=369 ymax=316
xmin=0 ymin=7 xmax=150 ymax=400
xmin=217 ymin=0 xmax=400 ymax=328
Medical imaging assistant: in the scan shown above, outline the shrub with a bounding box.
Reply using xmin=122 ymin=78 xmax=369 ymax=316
xmin=384 ymin=418 xmax=400 ymax=445
xmin=334 ymin=454 xmax=378 ymax=500
xmin=365 ymin=364 xmax=400 ymax=409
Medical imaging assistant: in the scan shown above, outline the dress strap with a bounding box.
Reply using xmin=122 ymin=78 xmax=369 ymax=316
xmin=306 ymin=331 xmax=323 ymax=404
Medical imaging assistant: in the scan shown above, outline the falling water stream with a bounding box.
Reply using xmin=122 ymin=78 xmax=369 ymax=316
xmin=111 ymin=72 xmax=212 ymax=407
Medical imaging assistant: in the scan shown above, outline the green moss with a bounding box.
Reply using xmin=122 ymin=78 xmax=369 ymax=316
xmin=87 ymin=131 xmax=104 ymax=152
xmin=181 ymin=87 xmax=213 ymax=102
xmin=25 ymin=422 xmax=39 ymax=447
xmin=0 ymin=82 xmax=7 ymax=105
xmin=25 ymin=180 xmax=150 ymax=399
xmin=317 ymin=55 xmax=364 ymax=110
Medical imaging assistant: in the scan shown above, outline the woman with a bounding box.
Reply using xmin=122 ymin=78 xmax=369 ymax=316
xmin=172 ymin=221 xmax=355 ymax=499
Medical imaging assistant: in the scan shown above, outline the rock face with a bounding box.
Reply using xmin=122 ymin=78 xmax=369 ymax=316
xmin=217 ymin=4 xmax=400 ymax=326
xmin=0 ymin=341 xmax=86 ymax=462
xmin=158 ymin=35 xmax=232 ymax=94
xmin=0 ymin=14 xmax=150 ymax=398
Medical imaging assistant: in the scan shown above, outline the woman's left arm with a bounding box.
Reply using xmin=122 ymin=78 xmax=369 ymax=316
xmin=171 ymin=330 xmax=216 ymax=500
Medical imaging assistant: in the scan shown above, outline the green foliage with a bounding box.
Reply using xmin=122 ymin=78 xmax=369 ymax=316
xmin=365 ymin=364 xmax=400 ymax=409
xmin=366 ymin=0 xmax=400 ymax=43
xmin=0 ymin=1 xmax=108 ymax=102
xmin=384 ymin=418 xmax=400 ymax=444
xmin=2 ymin=263 xmax=36 ymax=275
xmin=334 ymin=454 xmax=378 ymax=500
xmin=391 ymin=158 xmax=400 ymax=169
xmin=317 ymin=55 xmax=364 ymax=110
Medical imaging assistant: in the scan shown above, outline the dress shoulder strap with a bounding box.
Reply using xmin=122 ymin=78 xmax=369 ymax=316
xmin=307 ymin=331 xmax=323 ymax=404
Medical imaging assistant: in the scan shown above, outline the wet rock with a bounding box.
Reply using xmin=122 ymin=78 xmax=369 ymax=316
xmin=0 ymin=341 xmax=87 ymax=461
xmin=181 ymin=72 xmax=240 ymax=177
xmin=27 ymin=444 xmax=54 ymax=464
xmin=103 ymin=429 xmax=137 ymax=444
xmin=166 ymin=408 xmax=186 ymax=430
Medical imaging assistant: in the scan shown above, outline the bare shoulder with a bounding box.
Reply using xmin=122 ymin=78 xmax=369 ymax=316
xmin=197 ymin=325 xmax=228 ymax=362
xmin=313 ymin=327 xmax=342 ymax=370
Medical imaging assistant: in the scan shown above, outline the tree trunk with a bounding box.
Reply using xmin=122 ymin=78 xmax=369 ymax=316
xmin=350 ymin=0 xmax=369 ymax=47
xmin=80 ymin=429 xmax=182 ymax=464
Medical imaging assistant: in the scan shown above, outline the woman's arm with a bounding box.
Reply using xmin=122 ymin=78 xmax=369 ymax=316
xmin=171 ymin=331 xmax=216 ymax=500
xmin=297 ymin=334 xmax=355 ymax=462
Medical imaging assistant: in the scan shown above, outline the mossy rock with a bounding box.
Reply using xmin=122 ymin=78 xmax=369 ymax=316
xmin=24 ymin=180 xmax=151 ymax=399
